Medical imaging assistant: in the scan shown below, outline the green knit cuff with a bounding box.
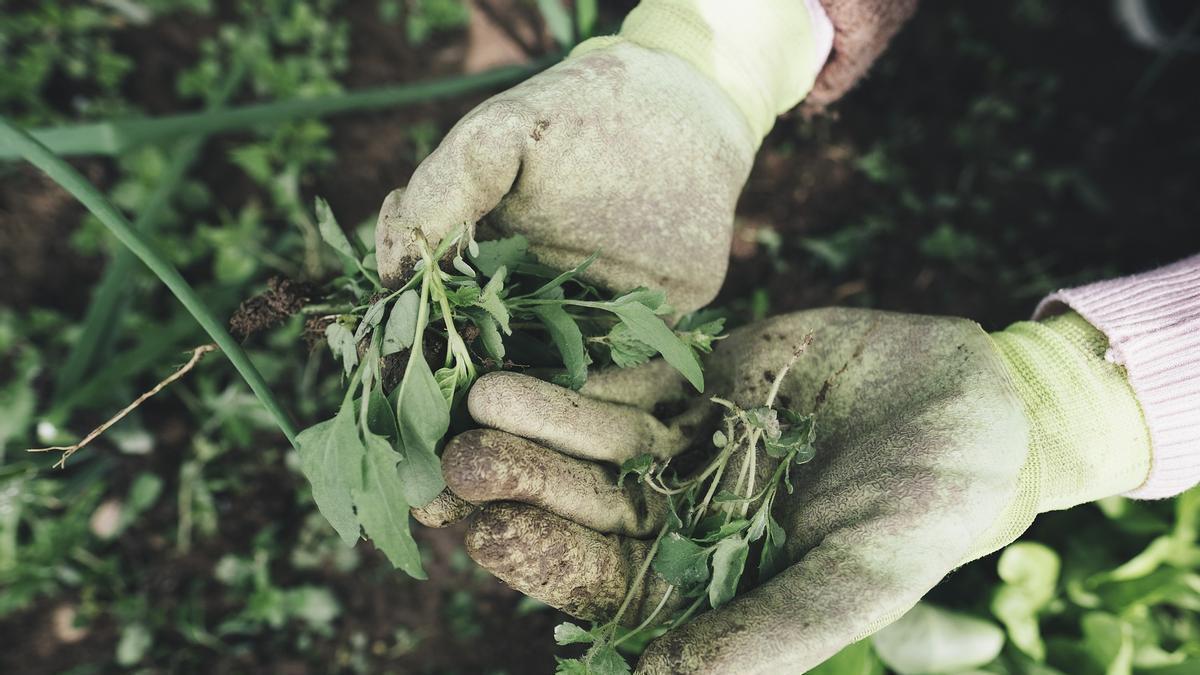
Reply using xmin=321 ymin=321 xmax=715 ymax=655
xmin=990 ymin=312 xmax=1151 ymax=513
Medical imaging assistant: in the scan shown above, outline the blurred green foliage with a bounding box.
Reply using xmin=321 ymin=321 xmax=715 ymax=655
xmin=1 ymin=0 xmax=1196 ymax=672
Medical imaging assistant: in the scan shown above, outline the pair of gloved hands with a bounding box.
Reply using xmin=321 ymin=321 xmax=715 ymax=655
xmin=372 ymin=2 xmax=1152 ymax=671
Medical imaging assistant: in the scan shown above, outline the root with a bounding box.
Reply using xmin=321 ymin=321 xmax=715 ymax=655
xmin=28 ymin=344 xmax=218 ymax=468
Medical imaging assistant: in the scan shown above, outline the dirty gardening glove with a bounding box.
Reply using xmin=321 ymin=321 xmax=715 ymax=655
xmin=375 ymin=0 xmax=832 ymax=312
xmin=438 ymin=307 xmax=1151 ymax=673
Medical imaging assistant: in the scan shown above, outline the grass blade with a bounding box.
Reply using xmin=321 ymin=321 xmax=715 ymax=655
xmin=53 ymin=64 xmax=247 ymax=398
xmin=1 ymin=58 xmax=556 ymax=159
xmin=0 ymin=117 xmax=298 ymax=447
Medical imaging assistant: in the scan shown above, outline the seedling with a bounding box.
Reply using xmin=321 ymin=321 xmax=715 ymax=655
xmin=554 ymin=340 xmax=816 ymax=674
xmin=298 ymin=199 xmax=724 ymax=577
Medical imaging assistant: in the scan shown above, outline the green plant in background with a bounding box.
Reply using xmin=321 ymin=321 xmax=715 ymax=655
xmin=1 ymin=1 xmax=1197 ymax=672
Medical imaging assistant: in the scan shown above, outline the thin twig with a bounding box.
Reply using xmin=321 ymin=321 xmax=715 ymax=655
xmin=28 ymin=344 xmax=218 ymax=468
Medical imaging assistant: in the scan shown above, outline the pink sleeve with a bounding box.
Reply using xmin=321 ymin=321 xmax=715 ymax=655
xmin=1035 ymin=255 xmax=1200 ymax=499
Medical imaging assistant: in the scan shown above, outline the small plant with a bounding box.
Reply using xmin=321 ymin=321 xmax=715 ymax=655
xmin=554 ymin=340 xmax=816 ymax=674
xmin=296 ymin=199 xmax=723 ymax=577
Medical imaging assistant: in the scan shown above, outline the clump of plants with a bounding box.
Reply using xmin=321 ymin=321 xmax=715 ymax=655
xmin=297 ymin=198 xmax=724 ymax=577
xmin=552 ymin=341 xmax=816 ymax=673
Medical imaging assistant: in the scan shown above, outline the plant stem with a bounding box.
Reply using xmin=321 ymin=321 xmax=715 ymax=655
xmin=0 ymin=117 xmax=299 ymax=448
xmin=611 ymin=524 xmax=669 ymax=628
xmin=613 ymin=586 xmax=674 ymax=648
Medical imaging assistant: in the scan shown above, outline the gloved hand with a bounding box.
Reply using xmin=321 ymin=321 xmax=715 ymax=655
xmin=433 ymin=307 xmax=1152 ymax=673
xmin=374 ymin=1 xmax=833 ymax=312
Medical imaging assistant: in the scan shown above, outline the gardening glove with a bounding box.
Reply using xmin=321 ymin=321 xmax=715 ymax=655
xmin=375 ymin=0 xmax=835 ymax=313
xmin=437 ymin=307 xmax=1151 ymax=673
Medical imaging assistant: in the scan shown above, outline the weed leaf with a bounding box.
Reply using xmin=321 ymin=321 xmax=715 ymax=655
xmin=653 ymin=533 xmax=711 ymax=588
xmin=382 ymin=289 xmax=420 ymax=356
xmin=470 ymin=235 xmax=528 ymax=277
xmin=476 ymin=266 xmax=511 ymax=334
xmin=353 ymin=431 xmax=425 ymax=578
xmin=617 ymin=454 xmax=654 ymax=488
xmin=325 ymin=323 xmax=358 ymax=376
xmin=553 ymin=622 xmax=595 ymax=646
xmin=295 ymin=399 xmax=363 ymax=546
xmin=395 ymin=351 xmax=449 ymax=506
xmin=608 ymin=302 xmax=703 ymax=391
xmin=533 ymin=305 xmax=589 ymax=390
xmin=471 ymin=312 xmax=506 ymax=362
xmin=605 ymin=322 xmax=657 ymax=369
xmin=354 ymin=297 xmax=389 ymax=343
xmin=314 ymin=196 xmax=358 ymax=262
xmin=708 ymin=536 xmax=749 ymax=609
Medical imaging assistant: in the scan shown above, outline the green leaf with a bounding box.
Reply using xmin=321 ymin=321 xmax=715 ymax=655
xmin=608 ymin=302 xmax=703 ymax=391
xmin=617 ymin=454 xmax=654 ymax=488
xmin=382 ymin=289 xmax=420 ymax=356
xmin=653 ymin=533 xmax=711 ymax=588
xmin=470 ymin=235 xmax=528 ymax=277
xmin=296 ymin=399 xmax=364 ymax=546
xmin=764 ymin=412 xmax=816 ymax=459
xmin=366 ymin=377 xmax=399 ymax=439
xmin=806 ymin=640 xmax=883 ymax=675
xmin=697 ymin=519 xmax=751 ymax=543
xmin=872 ymin=603 xmax=1004 ymax=675
xmin=452 ymin=254 xmax=475 ymax=277
xmin=537 ymin=0 xmax=574 ymax=48
xmin=533 ymin=305 xmax=590 ymax=390
xmin=352 ymin=432 xmax=426 ymax=578
xmin=555 ymin=658 xmax=589 ymax=675
xmin=354 ymin=297 xmax=389 ymax=343
xmin=444 ymin=281 xmax=481 ymax=306
xmin=314 ymin=196 xmax=358 ymax=261
xmin=611 ymin=287 xmax=667 ymax=312
xmin=395 ymin=351 xmax=449 ymax=507
xmin=473 ymin=312 xmax=506 ymax=362
xmin=992 ymin=542 xmax=1060 ymax=660
xmin=116 ymin=622 xmax=153 ymax=666
xmin=708 ymin=536 xmax=749 ymax=608
xmin=325 ymin=322 xmax=358 ymax=376
xmin=1081 ymin=612 xmax=1133 ymax=675
xmin=576 ymin=0 xmax=597 ymax=39
xmin=585 ymin=644 xmax=632 ymax=675
xmin=757 ymin=540 xmax=786 ymax=583
xmin=476 ymin=265 xmax=511 ymax=334
xmin=434 ymin=366 xmax=458 ymax=407
xmin=553 ymin=622 xmax=595 ymax=646
xmin=605 ymin=322 xmax=657 ymax=369
xmin=528 ymin=253 xmax=598 ymax=298
xmin=675 ymin=312 xmax=727 ymax=354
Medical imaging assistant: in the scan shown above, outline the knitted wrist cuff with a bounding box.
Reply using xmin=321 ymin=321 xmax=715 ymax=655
xmin=1036 ymin=255 xmax=1200 ymax=499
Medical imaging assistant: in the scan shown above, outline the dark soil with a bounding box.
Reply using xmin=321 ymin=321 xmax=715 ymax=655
xmin=3 ymin=1 xmax=1198 ymax=674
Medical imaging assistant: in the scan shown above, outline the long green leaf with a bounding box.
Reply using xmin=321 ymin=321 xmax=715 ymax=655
xmin=2 ymin=59 xmax=557 ymax=158
xmin=53 ymin=64 xmax=246 ymax=398
xmin=0 ymin=117 xmax=299 ymax=446
xmin=353 ymin=432 xmax=425 ymax=578
xmin=609 ymin=302 xmax=704 ymax=391
xmin=295 ymin=400 xmax=362 ymax=545
xmin=532 ymin=305 xmax=588 ymax=390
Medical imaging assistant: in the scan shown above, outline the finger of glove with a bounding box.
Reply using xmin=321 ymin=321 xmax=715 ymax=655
xmin=375 ymin=99 xmax=529 ymax=286
xmin=410 ymin=487 xmax=476 ymax=528
xmin=580 ymin=360 xmax=691 ymax=411
xmin=443 ymin=429 xmax=667 ymax=537
xmin=468 ymin=371 xmax=692 ymax=464
xmin=464 ymin=503 xmax=674 ymax=623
